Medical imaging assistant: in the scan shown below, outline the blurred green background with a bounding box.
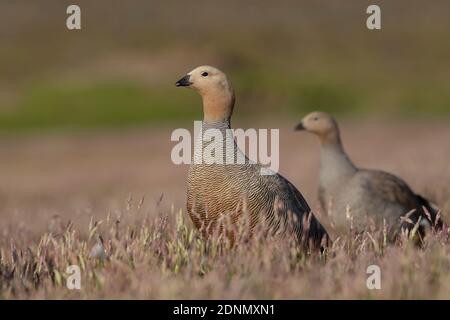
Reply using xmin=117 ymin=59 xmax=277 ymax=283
xmin=1 ymin=0 xmax=449 ymax=133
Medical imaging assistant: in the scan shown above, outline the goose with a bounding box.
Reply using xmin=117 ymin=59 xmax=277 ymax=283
xmin=175 ymin=66 xmax=329 ymax=249
xmin=295 ymin=111 xmax=443 ymax=240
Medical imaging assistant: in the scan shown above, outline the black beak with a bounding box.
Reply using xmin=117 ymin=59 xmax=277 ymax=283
xmin=175 ymin=75 xmax=192 ymax=87
xmin=294 ymin=122 xmax=305 ymax=131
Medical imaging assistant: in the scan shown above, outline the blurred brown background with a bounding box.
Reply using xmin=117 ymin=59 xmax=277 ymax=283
xmin=0 ymin=0 xmax=449 ymax=235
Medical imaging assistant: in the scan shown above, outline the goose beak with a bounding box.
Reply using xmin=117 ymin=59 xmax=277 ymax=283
xmin=175 ymin=75 xmax=192 ymax=87
xmin=294 ymin=122 xmax=305 ymax=131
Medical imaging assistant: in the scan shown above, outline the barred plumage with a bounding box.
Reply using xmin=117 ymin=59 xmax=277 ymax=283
xmin=176 ymin=66 xmax=329 ymax=249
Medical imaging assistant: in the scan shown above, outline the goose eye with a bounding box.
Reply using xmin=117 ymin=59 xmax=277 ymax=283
xmin=201 ymin=72 xmax=209 ymax=77
xmin=313 ymin=117 xmax=319 ymax=121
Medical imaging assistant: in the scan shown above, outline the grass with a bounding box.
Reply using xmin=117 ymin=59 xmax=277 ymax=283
xmin=0 ymin=121 xmax=449 ymax=299
xmin=1 ymin=74 xmax=450 ymax=133
xmin=0 ymin=203 xmax=448 ymax=299
xmin=0 ymin=81 xmax=200 ymax=131
xmin=1 ymin=0 xmax=450 ymax=300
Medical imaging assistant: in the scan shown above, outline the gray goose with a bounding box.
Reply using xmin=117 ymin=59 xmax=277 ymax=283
xmin=295 ymin=111 xmax=443 ymax=240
